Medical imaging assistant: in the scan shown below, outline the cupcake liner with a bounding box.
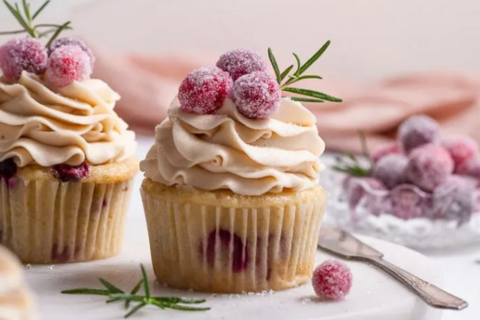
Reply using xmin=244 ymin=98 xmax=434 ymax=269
xmin=0 ymin=177 xmax=134 ymax=264
xmin=141 ymin=182 xmax=326 ymax=293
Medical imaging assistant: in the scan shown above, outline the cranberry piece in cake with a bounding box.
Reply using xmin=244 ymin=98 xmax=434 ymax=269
xmin=205 ymin=229 xmax=248 ymax=272
xmin=52 ymin=163 xmax=90 ymax=182
xmin=178 ymin=66 xmax=233 ymax=115
xmin=0 ymin=37 xmax=47 ymax=81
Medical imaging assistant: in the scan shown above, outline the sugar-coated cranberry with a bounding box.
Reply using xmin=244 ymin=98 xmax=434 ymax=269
xmin=455 ymin=156 xmax=480 ymax=179
xmin=373 ymin=154 xmax=408 ymax=189
xmin=405 ymin=144 xmax=454 ymax=192
xmin=45 ymin=45 xmax=92 ymax=87
xmin=232 ymin=71 xmax=281 ymax=119
xmin=216 ymin=49 xmax=268 ymax=81
xmin=344 ymin=177 xmax=386 ymax=210
xmin=52 ymin=162 xmax=90 ymax=182
xmin=178 ymin=66 xmax=233 ymax=115
xmin=390 ymin=187 xmax=423 ymax=220
xmin=432 ymin=177 xmax=474 ymax=223
xmin=205 ymin=229 xmax=248 ymax=272
xmin=442 ymin=136 xmax=478 ymax=169
xmin=371 ymin=142 xmax=402 ymax=163
xmin=0 ymin=37 xmax=47 ymax=81
xmin=312 ymin=260 xmax=352 ymax=301
xmin=398 ymin=115 xmax=440 ymax=153
xmin=0 ymin=158 xmax=17 ymax=187
xmin=48 ymin=37 xmax=95 ymax=68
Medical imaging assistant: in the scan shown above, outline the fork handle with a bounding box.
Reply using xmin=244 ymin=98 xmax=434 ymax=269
xmin=365 ymin=257 xmax=467 ymax=310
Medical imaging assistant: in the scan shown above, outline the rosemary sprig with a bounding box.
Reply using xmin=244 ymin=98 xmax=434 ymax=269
xmin=268 ymin=41 xmax=342 ymax=103
xmin=331 ymin=131 xmax=372 ymax=177
xmin=62 ymin=264 xmax=210 ymax=318
xmin=1 ymin=1 xmax=72 ymax=47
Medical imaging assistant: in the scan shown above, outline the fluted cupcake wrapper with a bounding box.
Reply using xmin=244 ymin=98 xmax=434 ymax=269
xmin=141 ymin=186 xmax=326 ymax=293
xmin=0 ymin=178 xmax=134 ymax=264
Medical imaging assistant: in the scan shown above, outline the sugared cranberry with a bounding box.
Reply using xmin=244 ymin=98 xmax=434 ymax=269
xmin=344 ymin=177 xmax=386 ymax=210
xmin=455 ymin=156 xmax=480 ymax=179
xmin=45 ymin=45 xmax=92 ymax=87
xmin=0 ymin=37 xmax=47 ymax=81
xmin=232 ymin=71 xmax=281 ymax=119
xmin=312 ymin=260 xmax=352 ymax=301
xmin=205 ymin=229 xmax=248 ymax=272
xmin=432 ymin=177 xmax=474 ymax=223
xmin=216 ymin=49 xmax=268 ymax=81
xmin=0 ymin=158 xmax=17 ymax=187
xmin=53 ymin=163 xmax=90 ymax=182
xmin=398 ymin=115 xmax=440 ymax=153
xmin=48 ymin=37 xmax=95 ymax=67
xmin=371 ymin=142 xmax=402 ymax=163
xmin=373 ymin=154 xmax=408 ymax=189
xmin=390 ymin=187 xmax=423 ymax=220
xmin=178 ymin=66 xmax=233 ymax=115
xmin=442 ymin=136 xmax=478 ymax=170
xmin=405 ymin=144 xmax=454 ymax=192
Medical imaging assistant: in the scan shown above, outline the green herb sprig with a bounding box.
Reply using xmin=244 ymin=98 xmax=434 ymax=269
xmin=0 ymin=1 xmax=72 ymax=47
xmin=332 ymin=131 xmax=372 ymax=177
xmin=268 ymin=41 xmax=342 ymax=104
xmin=62 ymin=265 xmax=210 ymax=318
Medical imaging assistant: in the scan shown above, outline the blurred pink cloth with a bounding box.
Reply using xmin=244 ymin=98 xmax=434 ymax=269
xmin=93 ymin=52 xmax=480 ymax=154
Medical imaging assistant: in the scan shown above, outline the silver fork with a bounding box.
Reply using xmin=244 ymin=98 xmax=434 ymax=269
xmin=318 ymin=226 xmax=468 ymax=310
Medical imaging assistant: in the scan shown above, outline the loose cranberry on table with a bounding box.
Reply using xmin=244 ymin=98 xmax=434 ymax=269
xmin=372 ymin=154 xmax=408 ymax=189
xmin=371 ymin=142 xmax=402 ymax=163
xmin=216 ymin=48 xmax=268 ymax=81
xmin=48 ymin=37 xmax=95 ymax=68
xmin=398 ymin=115 xmax=440 ymax=153
xmin=45 ymin=45 xmax=92 ymax=87
xmin=178 ymin=66 xmax=233 ymax=115
xmin=0 ymin=37 xmax=47 ymax=82
xmin=405 ymin=144 xmax=454 ymax=192
xmin=312 ymin=260 xmax=352 ymax=301
xmin=231 ymin=71 xmax=281 ymax=119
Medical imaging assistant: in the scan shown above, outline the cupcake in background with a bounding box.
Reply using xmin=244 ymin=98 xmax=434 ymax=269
xmin=0 ymin=245 xmax=38 ymax=320
xmin=0 ymin=2 xmax=138 ymax=264
xmin=141 ymin=45 xmax=341 ymax=293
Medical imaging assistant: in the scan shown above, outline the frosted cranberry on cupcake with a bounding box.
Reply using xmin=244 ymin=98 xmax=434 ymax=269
xmin=141 ymin=43 xmax=342 ymax=293
xmin=0 ymin=3 xmax=138 ymax=264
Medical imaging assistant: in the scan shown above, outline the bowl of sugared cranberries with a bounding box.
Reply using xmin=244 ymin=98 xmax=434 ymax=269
xmin=324 ymin=115 xmax=480 ymax=250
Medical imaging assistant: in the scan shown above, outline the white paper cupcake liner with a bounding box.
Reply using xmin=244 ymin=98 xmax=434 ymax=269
xmin=141 ymin=183 xmax=326 ymax=293
xmin=0 ymin=178 xmax=134 ymax=264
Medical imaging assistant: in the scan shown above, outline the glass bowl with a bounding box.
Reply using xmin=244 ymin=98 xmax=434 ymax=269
xmin=321 ymin=170 xmax=480 ymax=250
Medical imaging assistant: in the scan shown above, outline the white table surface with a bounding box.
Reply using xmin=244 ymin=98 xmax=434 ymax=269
xmin=129 ymin=136 xmax=480 ymax=320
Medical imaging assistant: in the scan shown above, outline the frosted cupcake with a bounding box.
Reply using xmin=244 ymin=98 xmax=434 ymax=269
xmin=0 ymin=32 xmax=137 ymax=262
xmin=141 ymin=46 xmax=341 ymax=293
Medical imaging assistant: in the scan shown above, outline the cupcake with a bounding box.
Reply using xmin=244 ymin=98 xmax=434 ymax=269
xmin=0 ymin=245 xmax=38 ymax=320
xmin=141 ymin=47 xmax=341 ymax=293
xmin=0 ymin=34 xmax=138 ymax=263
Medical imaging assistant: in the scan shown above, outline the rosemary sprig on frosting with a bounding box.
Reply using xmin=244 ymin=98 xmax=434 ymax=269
xmin=0 ymin=0 xmax=72 ymax=47
xmin=268 ymin=40 xmax=342 ymax=104
xmin=62 ymin=264 xmax=210 ymax=318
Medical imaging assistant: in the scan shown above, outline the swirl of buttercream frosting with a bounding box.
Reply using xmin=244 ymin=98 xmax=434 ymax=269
xmin=0 ymin=72 xmax=136 ymax=167
xmin=141 ymin=97 xmax=325 ymax=196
